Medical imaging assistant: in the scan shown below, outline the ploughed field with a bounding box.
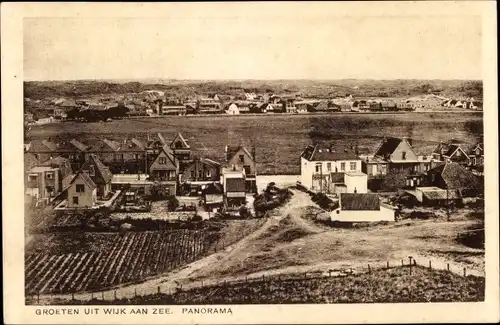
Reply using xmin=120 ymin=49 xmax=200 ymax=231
xmin=25 ymin=230 xmax=218 ymax=295
xmin=27 ymin=112 xmax=483 ymax=174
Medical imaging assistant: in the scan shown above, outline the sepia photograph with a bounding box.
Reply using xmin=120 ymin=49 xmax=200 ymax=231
xmin=2 ymin=1 xmax=499 ymax=324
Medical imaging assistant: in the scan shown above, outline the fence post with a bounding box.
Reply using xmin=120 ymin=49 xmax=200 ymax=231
xmin=401 ymin=259 xmax=404 ymax=266
xmin=91 ymin=292 xmax=94 ymax=300
xmin=328 ymin=270 xmax=332 ymax=277
xmin=201 ymin=280 xmax=204 ymax=287
xmin=304 ymin=272 xmax=307 ymax=279
xmin=102 ymin=292 xmax=104 ymax=300
xmin=463 ymin=268 xmax=467 ymax=277
xmin=157 ymin=286 xmax=160 ymax=294
xmin=71 ymin=292 xmax=74 ymax=301
xmin=386 ymin=261 xmax=389 ymax=269
xmin=262 ymin=275 xmax=265 ymax=281
xmin=245 ymin=276 xmax=248 ymax=283
xmin=368 ymin=264 xmax=371 ymax=274
xmin=134 ymin=289 xmax=137 ymax=297
xmin=429 ymin=260 xmax=432 ymax=269
xmin=114 ymin=290 xmax=117 ymax=299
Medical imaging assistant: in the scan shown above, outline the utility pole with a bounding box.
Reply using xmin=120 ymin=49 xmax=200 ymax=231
xmin=446 ymin=185 xmax=450 ymax=222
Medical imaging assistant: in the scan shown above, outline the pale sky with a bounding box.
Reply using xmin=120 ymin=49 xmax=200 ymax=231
xmin=23 ymin=9 xmax=483 ymax=81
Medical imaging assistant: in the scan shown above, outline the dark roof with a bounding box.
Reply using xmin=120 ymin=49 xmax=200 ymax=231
xmin=24 ymin=153 xmax=40 ymax=172
xmin=301 ymin=144 xmax=359 ymax=161
xmin=203 ymin=182 xmax=224 ymax=195
xmin=70 ymin=171 xmax=97 ymax=190
xmin=170 ymin=133 xmax=190 ymax=149
xmin=428 ymin=161 xmax=481 ymax=190
xmin=89 ymin=139 xmax=121 ymax=152
xmin=226 ymin=145 xmax=255 ymax=162
xmin=340 ymin=193 xmax=380 ymax=211
xmin=225 ymin=178 xmax=246 ymax=192
xmin=374 ymin=137 xmax=403 ymax=157
xmin=33 ymin=140 xmax=58 ymax=152
xmin=432 ymin=141 xmax=466 ymax=157
xmin=330 ymin=172 xmax=345 ymax=183
xmin=81 ymin=154 xmax=113 ymax=184
xmin=131 ymin=138 xmax=146 ymax=150
xmin=42 ymin=156 xmax=73 ymax=178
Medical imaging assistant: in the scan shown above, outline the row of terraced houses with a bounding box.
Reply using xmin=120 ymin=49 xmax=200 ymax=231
xmin=24 ymin=133 xmax=257 ymax=213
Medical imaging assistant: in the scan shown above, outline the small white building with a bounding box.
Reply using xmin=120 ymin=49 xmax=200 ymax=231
xmin=331 ymin=193 xmax=395 ymax=223
xmin=226 ymin=103 xmax=240 ymax=115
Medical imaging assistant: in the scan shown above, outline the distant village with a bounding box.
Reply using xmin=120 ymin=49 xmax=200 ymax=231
xmin=25 ymin=130 xmax=484 ymax=223
xmin=24 ymin=90 xmax=483 ymax=125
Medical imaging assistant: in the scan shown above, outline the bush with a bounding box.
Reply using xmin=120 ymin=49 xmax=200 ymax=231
xmin=311 ymin=193 xmax=338 ymax=211
xmin=166 ymin=195 xmax=180 ymax=211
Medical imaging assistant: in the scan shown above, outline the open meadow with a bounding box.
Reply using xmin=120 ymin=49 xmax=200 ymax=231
xmin=27 ymin=112 xmax=483 ymax=174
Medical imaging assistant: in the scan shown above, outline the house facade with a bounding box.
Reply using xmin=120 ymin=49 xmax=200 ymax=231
xmin=225 ymin=145 xmax=257 ymax=193
xmin=432 ymin=140 xmax=471 ymax=167
xmin=221 ymin=166 xmax=246 ymax=212
xmin=149 ymin=147 xmax=179 ymax=195
xmin=300 ymin=144 xmax=365 ymax=193
xmin=26 ymin=166 xmax=61 ymax=201
xmin=66 ymin=171 xmax=98 ymax=209
xmin=80 ymin=154 xmax=113 ymax=199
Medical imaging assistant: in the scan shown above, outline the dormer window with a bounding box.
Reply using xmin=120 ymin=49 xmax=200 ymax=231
xmin=159 ymin=157 xmax=167 ymax=165
xmin=402 ymin=152 xmax=407 ymax=160
xmin=239 ymin=155 xmax=244 ymax=163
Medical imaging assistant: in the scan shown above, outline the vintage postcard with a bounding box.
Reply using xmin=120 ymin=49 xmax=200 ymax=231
xmin=2 ymin=1 xmax=499 ymax=324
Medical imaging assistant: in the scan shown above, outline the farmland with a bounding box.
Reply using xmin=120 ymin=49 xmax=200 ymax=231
xmin=25 ymin=230 xmax=218 ymax=294
xmin=26 ymin=112 xmax=483 ymax=174
xmin=60 ymin=265 xmax=485 ymax=304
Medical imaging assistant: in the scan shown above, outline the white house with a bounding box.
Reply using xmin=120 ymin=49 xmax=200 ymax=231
xmin=300 ymin=144 xmax=366 ymax=193
xmin=331 ymin=193 xmax=395 ymax=222
xmin=226 ymin=103 xmax=240 ymax=115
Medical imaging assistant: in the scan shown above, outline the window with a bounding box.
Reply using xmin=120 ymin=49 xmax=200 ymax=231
xmin=239 ymin=155 xmax=244 ymax=163
xmin=134 ymin=154 xmax=140 ymax=160
xmin=168 ymin=171 xmax=176 ymax=180
xmin=402 ymin=151 xmax=407 ymax=160
xmin=190 ymin=170 xmax=195 ymax=178
xmin=72 ymin=196 xmax=79 ymax=205
xmin=315 ymin=164 xmax=321 ymax=173
xmin=206 ymin=170 xmax=211 ymax=178
xmin=327 ymin=162 xmax=332 ymax=171
xmin=159 ymin=157 xmax=167 ymax=165
xmin=45 ymin=173 xmax=53 ymax=180
xmin=244 ymin=165 xmax=251 ymax=175
xmin=76 ymin=184 xmax=85 ymax=193
xmin=340 ymin=162 xmax=345 ymax=171
xmin=28 ymin=175 xmax=37 ymax=182
xmin=350 ymin=162 xmax=356 ymax=171
xmin=198 ymin=170 xmax=203 ymax=178
xmin=456 ymin=150 xmax=461 ymax=157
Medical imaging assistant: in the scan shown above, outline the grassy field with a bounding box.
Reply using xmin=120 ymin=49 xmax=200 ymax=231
xmin=27 ymin=112 xmax=483 ymax=174
xmin=55 ymin=266 xmax=485 ymax=304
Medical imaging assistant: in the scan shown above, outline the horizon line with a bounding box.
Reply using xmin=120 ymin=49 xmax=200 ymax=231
xmin=24 ymin=77 xmax=482 ymax=83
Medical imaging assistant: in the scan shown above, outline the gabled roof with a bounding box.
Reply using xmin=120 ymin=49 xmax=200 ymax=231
xmin=42 ymin=156 xmax=73 ymax=178
xmin=340 ymin=193 xmax=380 ymax=211
xmin=33 ymin=139 xmax=58 ymax=152
xmin=89 ymin=139 xmax=121 ymax=152
xmin=80 ymin=154 xmax=113 ymax=184
xmin=432 ymin=141 xmax=469 ymax=158
xmin=131 ymin=138 xmax=146 ymax=150
xmin=70 ymin=171 xmax=97 ymax=190
xmin=374 ymin=137 xmax=404 ymax=157
xmin=151 ymin=147 xmax=179 ymax=169
xmin=226 ymin=177 xmax=246 ymax=192
xmin=170 ymin=133 xmax=190 ymax=149
xmin=428 ymin=161 xmax=480 ymax=190
xmin=226 ymin=145 xmax=255 ymax=162
xmin=301 ymin=144 xmax=359 ymax=161
xmin=201 ymin=158 xmax=221 ymax=168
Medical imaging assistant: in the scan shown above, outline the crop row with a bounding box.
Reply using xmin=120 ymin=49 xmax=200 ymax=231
xmin=25 ymin=230 xmax=213 ymax=294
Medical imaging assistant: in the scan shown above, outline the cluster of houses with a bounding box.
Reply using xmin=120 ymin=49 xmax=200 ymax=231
xmin=300 ymin=137 xmax=484 ymax=223
xmin=25 ymin=90 xmax=483 ymax=125
xmin=24 ymin=133 xmax=257 ymax=215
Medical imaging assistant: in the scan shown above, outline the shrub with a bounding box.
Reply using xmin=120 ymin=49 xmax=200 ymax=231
xmin=166 ymin=195 xmax=180 ymax=211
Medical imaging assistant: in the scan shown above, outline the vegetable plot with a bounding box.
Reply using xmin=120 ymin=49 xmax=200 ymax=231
xmin=25 ymin=230 xmax=214 ymax=294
